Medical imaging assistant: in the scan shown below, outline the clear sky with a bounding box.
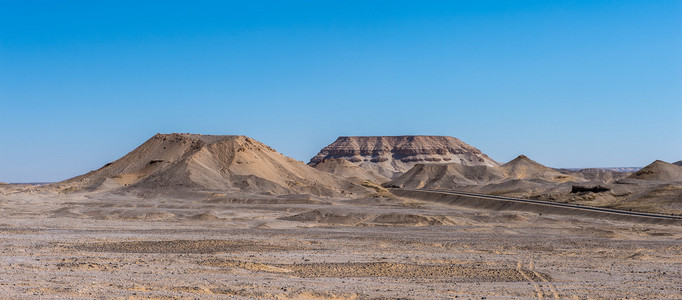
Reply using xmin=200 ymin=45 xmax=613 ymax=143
xmin=1 ymin=1 xmax=680 ymax=182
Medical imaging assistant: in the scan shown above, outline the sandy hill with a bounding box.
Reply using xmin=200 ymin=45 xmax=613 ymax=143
xmin=387 ymin=155 xmax=585 ymax=190
xmin=500 ymin=155 xmax=583 ymax=183
xmin=674 ymin=161 xmax=682 ymax=166
xmin=311 ymin=158 xmax=389 ymax=183
xmin=309 ymin=136 xmax=499 ymax=179
xmin=387 ymin=163 xmax=505 ymax=189
xmin=559 ymin=182 xmax=682 ymax=215
xmin=628 ymin=160 xmax=682 ymax=182
xmin=52 ymin=133 xmax=366 ymax=197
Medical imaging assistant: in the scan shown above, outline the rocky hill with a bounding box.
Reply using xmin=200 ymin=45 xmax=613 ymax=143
xmin=387 ymin=154 xmax=584 ymax=190
xmin=628 ymin=160 xmax=682 ymax=182
xmin=310 ymin=158 xmax=389 ymax=183
xmin=309 ymin=136 xmax=499 ymax=179
xmin=52 ymin=133 xmax=367 ymax=197
xmin=501 ymin=155 xmax=583 ymax=183
xmin=387 ymin=163 xmax=505 ymax=189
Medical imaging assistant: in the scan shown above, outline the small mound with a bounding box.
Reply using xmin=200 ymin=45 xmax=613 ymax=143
xmin=49 ymin=207 xmax=85 ymax=219
xmin=206 ymin=259 xmax=546 ymax=281
xmin=281 ymin=210 xmax=371 ymax=225
xmin=312 ymin=158 xmax=389 ymax=183
xmin=131 ymin=211 xmax=177 ymax=221
xmin=187 ymin=213 xmax=221 ymax=220
xmin=361 ymin=181 xmax=393 ymax=197
xmin=83 ymin=209 xmax=176 ymax=221
xmin=470 ymin=179 xmax=549 ymax=196
xmin=495 ymin=212 xmax=529 ymax=222
xmin=70 ymin=239 xmax=302 ymax=254
xmin=370 ymin=213 xmax=453 ymax=226
xmin=202 ymin=193 xmax=326 ymax=205
xmin=628 ymin=160 xmax=682 ymax=182
xmin=625 ymin=251 xmax=652 ymax=260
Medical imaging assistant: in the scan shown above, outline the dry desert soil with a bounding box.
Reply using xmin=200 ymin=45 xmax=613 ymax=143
xmin=0 ymin=188 xmax=680 ymax=299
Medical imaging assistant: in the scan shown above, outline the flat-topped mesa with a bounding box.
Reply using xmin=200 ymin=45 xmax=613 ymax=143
xmin=52 ymin=133 xmax=367 ymax=197
xmin=309 ymin=136 xmax=500 ymax=179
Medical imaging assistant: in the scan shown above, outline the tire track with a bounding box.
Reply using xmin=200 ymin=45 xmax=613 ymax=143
xmin=517 ymin=258 xmax=544 ymax=300
xmin=528 ymin=258 xmax=560 ymax=299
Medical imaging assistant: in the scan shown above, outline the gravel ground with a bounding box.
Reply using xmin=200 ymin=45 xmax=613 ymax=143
xmin=0 ymin=190 xmax=680 ymax=299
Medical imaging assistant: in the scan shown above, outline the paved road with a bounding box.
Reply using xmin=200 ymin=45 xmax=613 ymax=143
xmin=392 ymin=188 xmax=682 ymax=222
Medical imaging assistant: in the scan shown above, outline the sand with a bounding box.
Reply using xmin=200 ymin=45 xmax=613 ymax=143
xmin=0 ymin=187 xmax=680 ymax=299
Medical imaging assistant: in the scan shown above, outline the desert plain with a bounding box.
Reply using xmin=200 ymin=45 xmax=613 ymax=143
xmin=1 ymin=134 xmax=680 ymax=299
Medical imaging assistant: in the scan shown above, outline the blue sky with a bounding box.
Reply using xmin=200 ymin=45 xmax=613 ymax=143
xmin=1 ymin=1 xmax=680 ymax=182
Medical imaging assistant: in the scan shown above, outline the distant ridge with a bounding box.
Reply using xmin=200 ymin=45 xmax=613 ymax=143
xmin=309 ymin=136 xmax=499 ymax=179
xmin=570 ymin=169 xmax=630 ymax=183
xmin=564 ymin=167 xmax=641 ymax=173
